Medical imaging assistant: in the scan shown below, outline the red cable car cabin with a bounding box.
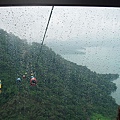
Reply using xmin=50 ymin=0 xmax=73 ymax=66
xmin=30 ymin=77 xmax=37 ymax=86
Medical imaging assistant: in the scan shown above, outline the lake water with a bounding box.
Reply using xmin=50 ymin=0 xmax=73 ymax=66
xmin=61 ymin=46 xmax=120 ymax=104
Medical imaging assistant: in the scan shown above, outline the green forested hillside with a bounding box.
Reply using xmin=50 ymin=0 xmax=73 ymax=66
xmin=0 ymin=29 xmax=119 ymax=120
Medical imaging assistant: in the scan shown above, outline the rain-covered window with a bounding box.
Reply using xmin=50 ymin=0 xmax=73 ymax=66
xmin=0 ymin=6 xmax=120 ymax=120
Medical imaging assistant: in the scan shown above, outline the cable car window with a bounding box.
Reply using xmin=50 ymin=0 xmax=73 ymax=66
xmin=0 ymin=6 xmax=120 ymax=120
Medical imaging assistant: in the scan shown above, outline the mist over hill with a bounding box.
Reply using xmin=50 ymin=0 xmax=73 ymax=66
xmin=45 ymin=37 xmax=120 ymax=55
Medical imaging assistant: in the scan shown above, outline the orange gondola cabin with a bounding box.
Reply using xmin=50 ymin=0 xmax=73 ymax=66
xmin=0 ymin=80 xmax=1 ymax=93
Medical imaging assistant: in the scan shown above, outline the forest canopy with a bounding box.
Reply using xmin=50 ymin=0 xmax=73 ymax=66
xmin=0 ymin=29 xmax=119 ymax=120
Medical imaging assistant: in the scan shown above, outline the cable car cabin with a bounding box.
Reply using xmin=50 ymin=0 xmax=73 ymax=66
xmin=30 ymin=77 xmax=37 ymax=86
xmin=0 ymin=80 xmax=1 ymax=90
xmin=31 ymin=76 xmax=34 ymax=78
xmin=25 ymin=72 xmax=27 ymax=75
xmin=23 ymin=75 xmax=26 ymax=79
xmin=16 ymin=78 xmax=21 ymax=83
xmin=31 ymin=73 xmax=34 ymax=76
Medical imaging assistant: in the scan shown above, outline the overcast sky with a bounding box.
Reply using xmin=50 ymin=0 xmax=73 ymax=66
xmin=0 ymin=6 xmax=120 ymax=45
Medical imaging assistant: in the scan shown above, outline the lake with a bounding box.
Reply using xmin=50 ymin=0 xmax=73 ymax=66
xmin=61 ymin=46 xmax=120 ymax=105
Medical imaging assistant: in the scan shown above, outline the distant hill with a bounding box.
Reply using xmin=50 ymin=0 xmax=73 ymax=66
xmin=0 ymin=29 xmax=119 ymax=120
xmin=45 ymin=39 xmax=86 ymax=54
xmin=45 ymin=38 xmax=120 ymax=55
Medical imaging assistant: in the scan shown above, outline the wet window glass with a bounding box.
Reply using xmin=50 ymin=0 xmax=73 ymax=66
xmin=0 ymin=6 xmax=120 ymax=119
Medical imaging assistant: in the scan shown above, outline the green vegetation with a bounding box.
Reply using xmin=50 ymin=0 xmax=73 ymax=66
xmin=91 ymin=113 xmax=110 ymax=120
xmin=0 ymin=29 xmax=119 ymax=119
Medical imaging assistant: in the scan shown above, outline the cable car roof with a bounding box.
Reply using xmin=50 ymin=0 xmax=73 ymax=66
xmin=0 ymin=0 xmax=120 ymax=7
